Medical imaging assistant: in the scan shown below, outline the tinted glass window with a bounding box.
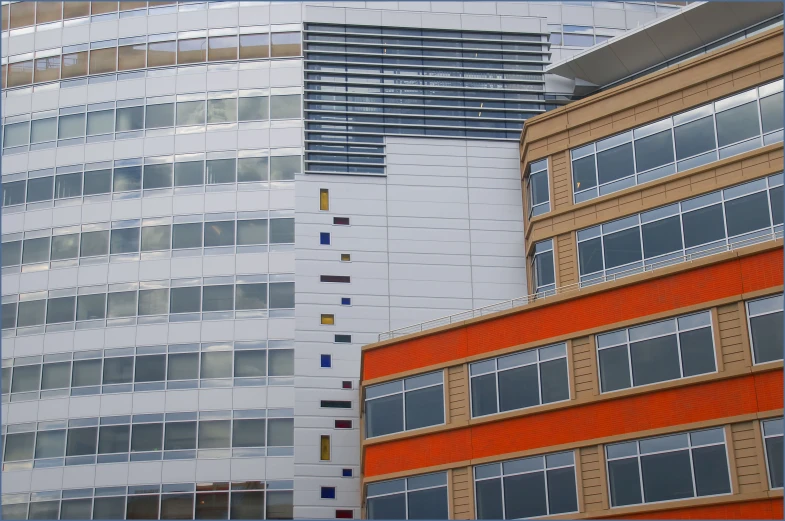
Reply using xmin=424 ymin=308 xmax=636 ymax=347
xmin=66 ymin=427 xmax=98 ymax=456
xmin=235 ymin=284 xmax=267 ymax=310
xmin=76 ymin=293 xmax=106 ymax=321
xmin=131 ymin=423 xmax=163 ymax=452
xmin=174 ymin=161 xmax=204 ymax=187
xmin=146 ymin=103 xmax=175 ymax=129
xmin=630 ymin=335 xmax=681 ymax=386
xmin=55 ymin=172 xmax=83 ymax=199
xmin=143 ymin=163 xmax=173 ymax=189
xmin=110 ymin=227 xmax=140 ymax=254
xmin=173 ymin=223 xmax=203 ymax=249
xmin=641 ymin=215 xmax=683 ymax=258
xmin=596 ymin=142 xmax=634 ymax=185
xmin=2 ymin=181 xmax=26 ymax=206
xmin=635 ymin=130 xmax=674 ymax=172
xmin=167 ymin=353 xmax=199 ymax=380
xmin=270 ymin=218 xmax=295 ymax=244
xmin=135 ymin=355 xmax=166 ymax=382
xmin=681 ymin=204 xmax=725 ymax=248
xmin=171 ymin=287 xmax=201 ymax=314
xmin=404 ymin=385 xmax=444 ymax=431
xmin=366 ymin=393 xmax=403 ymax=438
xmin=164 ymin=421 xmax=197 ymax=450
xmin=674 ymin=117 xmax=716 ymax=160
xmin=578 ymin=237 xmax=603 ymax=275
xmin=84 ymin=169 xmax=112 ymax=195
xmin=206 ymin=158 xmax=236 ymax=184
xmin=204 ymin=221 xmax=235 ymax=247
xmin=113 ymin=166 xmax=142 ymax=192
xmin=202 ymin=285 xmax=234 ymax=312
xmin=238 ymin=157 xmax=268 ymax=182
xmin=239 ymin=96 xmax=269 ymax=121
xmin=26 ymin=176 xmax=54 ymax=202
xmin=2 ymin=241 xmax=22 ymax=266
xmin=603 ymin=227 xmax=641 ymax=269
xmin=141 ymin=225 xmax=171 ymax=251
xmin=761 ymin=92 xmax=784 ymax=134
xmin=724 ymin=191 xmax=771 ymax=238
xmin=750 ymin=311 xmax=784 ymax=364
xmin=715 ymin=101 xmax=760 ymax=147
xmin=22 ymin=237 xmax=50 ymax=264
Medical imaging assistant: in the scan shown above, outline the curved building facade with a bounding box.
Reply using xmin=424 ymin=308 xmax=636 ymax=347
xmin=0 ymin=1 xmax=686 ymax=519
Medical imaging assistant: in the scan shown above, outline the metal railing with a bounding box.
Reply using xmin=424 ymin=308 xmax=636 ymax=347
xmin=377 ymin=229 xmax=783 ymax=341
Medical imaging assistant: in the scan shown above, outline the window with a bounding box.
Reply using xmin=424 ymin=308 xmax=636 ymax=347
xmin=342 ymin=381 xmax=352 ymax=389
xmin=321 ymin=314 xmax=335 ymax=325
xmin=335 ymin=420 xmax=352 ymax=429
xmin=527 ymin=159 xmax=550 ymax=217
xmin=365 ymin=371 xmax=444 ymax=438
xmin=746 ymin=294 xmax=783 ymax=364
xmin=336 ymin=509 xmax=353 ymax=519
xmin=762 ymin=417 xmax=783 ymax=489
xmin=271 ymin=94 xmax=301 ymax=120
xmin=571 ymin=80 xmax=784 ymax=203
xmin=531 ymin=239 xmax=555 ymax=295
xmin=320 ymin=232 xmax=331 ymax=245
xmin=577 ymin=173 xmax=783 ymax=284
xmin=606 ymin=428 xmax=731 ymax=507
xmin=175 ymin=161 xmax=204 ymax=187
xmin=146 ymin=103 xmax=175 ymax=129
xmin=597 ymin=311 xmax=715 ymax=392
xmin=321 ymin=487 xmax=336 ymax=500
xmin=239 ymin=96 xmax=269 ymax=121
xmin=321 ymin=401 xmax=351 ymax=409
xmin=204 ymin=220 xmax=235 ymax=247
xmin=270 ymin=155 xmax=300 ymax=180
xmin=321 ymin=275 xmax=350 ymax=283
xmin=366 ymin=472 xmax=448 ymax=520
xmin=334 ymin=335 xmax=351 ymax=344
xmin=475 ymin=451 xmax=577 ymax=519
xmin=31 ymin=117 xmax=57 ymax=144
xmin=321 ymin=354 xmax=332 ymax=368
xmin=334 ymin=217 xmax=350 ymax=225
xmin=207 ymin=98 xmax=238 ymax=124
xmin=320 ymin=435 xmax=331 ymax=461
xmin=470 ymin=343 xmax=568 ymax=418
xmin=340 ymin=254 xmax=350 ymax=262
xmin=271 ymin=32 xmax=302 ymax=57
xmin=238 ymin=156 xmax=268 ymax=183
xmin=320 ymin=189 xmax=330 ymax=211
xmin=342 ymin=469 xmax=353 ymax=478
xmin=270 ymin=218 xmax=295 ymax=244
xmin=341 ymin=298 xmax=351 ymax=306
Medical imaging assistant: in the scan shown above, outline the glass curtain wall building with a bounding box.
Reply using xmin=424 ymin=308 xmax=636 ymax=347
xmin=1 ymin=1 xmax=684 ymax=519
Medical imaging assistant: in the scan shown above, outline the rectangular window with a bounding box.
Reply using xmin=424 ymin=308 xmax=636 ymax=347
xmin=365 ymin=371 xmax=444 ymax=438
xmin=576 ymin=173 xmax=783 ymax=284
xmin=531 ymin=239 xmax=555 ymax=295
xmin=606 ymin=427 xmax=731 ymax=507
xmin=321 ymin=275 xmax=350 ymax=283
xmin=334 ymin=420 xmax=352 ymax=429
xmin=340 ymin=254 xmax=350 ymax=262
xmin=320 ymin=435 xmax=331 ymax=461
xmin=527 ymin=159 xmax=550 ymax=218
xmin=341 ymin=298 xmax=351 ymax=306
xmin=321 ymin=487 xmax=336 ymax=500
xmin=597 ymin=310 xmax=715 ymax=393
xmin=320 ymin=232 xmax=331 ymax=245
xmin=320 ymin=189 xmax=329 ymax=211
xmin=321 ymin=401 xmax=351 ymax=409
xmin=334 ymin=217 xmax=350 ymax=225
xmin=238 ymin=156 xmax=268 ymax=183
xmin=746 ymin=294 xmax=783 ymax=364
xmin=321 ymin=354 xmax=332 ymax=368
xmin=762 ymin=417 xmax=783 ymax=489
xmin=334 ymin=335 xmax=351 ymax=344
xmin=271 ymin=32 xmax=301 ymax=57
xmin=321 ymin=314 xmax=335 ymax=325
xmin=342 ymin=469 xmax=353 ymax=477
xmin=474 ymin=451 xmax=577 ymax=519
xmin=571 ymin=80 xmax=784 ymax=203
xmin=470 ymin=343 xmax=569 ymax=418
xmin=367 ymin=472 xmax=448 ymax=520
xmin=336 ymin=509 xmax=353 ymax=519
xmin=238 ymin=96 xmax=269 ymax=121
xmin=271 ymin=94 xmax=301 ymax=120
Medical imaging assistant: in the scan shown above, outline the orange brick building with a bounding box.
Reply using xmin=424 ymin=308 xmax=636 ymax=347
xmin=359 ymin=20 xmax=784 ymax=521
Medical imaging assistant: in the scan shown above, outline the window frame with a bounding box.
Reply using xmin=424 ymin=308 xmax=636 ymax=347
xmin=526 ymin=158 xmax=550 ymax=218
xmin=570 ymin=80 xmax=784 ymax=203
xmin=604 ymin=427 xmax=732 ymax=508
xmin=365 ymin=472 xmax=449 ymax=520
xmin=595 ymin=310 xmax=717 ymax=393
xmin=745 ymin=293 xmax=784 ymax=365
xmin=363 ymin=371 xmax=445 ymax=439
xmin=473 ymin=450 xmax=578 ymax=519
xmin=469 ymin=342 xmax=570 ymax=418
xmin=576 ymin=173 xmax=784 ymax=285
xmin=761 ymin=417 xmax=784 ymax=490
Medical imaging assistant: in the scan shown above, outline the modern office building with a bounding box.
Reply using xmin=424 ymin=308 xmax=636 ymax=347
xmin=360 ymin=3 xmax=784 ymax=520
xmin=1 ymin=1 xmax=759 ymax=519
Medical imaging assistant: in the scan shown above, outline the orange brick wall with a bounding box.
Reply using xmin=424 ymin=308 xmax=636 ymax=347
xmin=364 ymin=370 xmax=782 ymax=477
xmin=363 ymin=249 xmax=783 ymax=381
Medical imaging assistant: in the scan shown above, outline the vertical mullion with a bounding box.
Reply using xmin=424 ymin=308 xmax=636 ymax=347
xmin=674 ymin=321 xmax=685 ymax=379
xmin=686 ymin=444 xmax=698 ymax=499
xmin=636 ymin=450 xmax=645 ymax=504
xmin=543 ymin=466 xmax=550 ymax=515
